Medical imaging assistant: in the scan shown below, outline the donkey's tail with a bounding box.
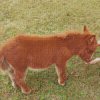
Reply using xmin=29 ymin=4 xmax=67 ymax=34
xmin=0 ymin=50 xmax=11 ymax=74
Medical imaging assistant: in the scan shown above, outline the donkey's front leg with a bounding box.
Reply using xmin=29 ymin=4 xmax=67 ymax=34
xmin=55 ymin=62 xmax=67 ymax=86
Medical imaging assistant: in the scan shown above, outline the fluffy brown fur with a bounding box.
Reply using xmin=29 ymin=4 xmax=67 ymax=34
xmin=0 ymin=26 xmax=98 ymax=93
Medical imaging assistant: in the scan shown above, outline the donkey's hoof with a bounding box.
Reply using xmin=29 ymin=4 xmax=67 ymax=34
xmin=58 ymin=79 xmax=66 ymax=86
xmin=22 ymin=88 xmax=31 ymax=94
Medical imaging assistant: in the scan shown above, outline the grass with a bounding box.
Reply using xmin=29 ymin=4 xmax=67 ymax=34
xmin=0 ymin=0 xmax=100 ymax=99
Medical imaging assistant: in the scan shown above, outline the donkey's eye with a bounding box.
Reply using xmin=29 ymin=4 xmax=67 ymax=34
xmin=88 ymin=50 xmax=93 ymax=53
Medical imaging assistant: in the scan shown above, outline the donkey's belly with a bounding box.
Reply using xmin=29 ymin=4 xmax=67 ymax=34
xmin=28 ymin=67 xmax=48 ymax=71
xmin=28 ymin=61 xmax=53 ymax=70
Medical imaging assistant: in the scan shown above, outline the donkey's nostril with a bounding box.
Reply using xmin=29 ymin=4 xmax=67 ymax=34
xmin=84 ymin=59 xmax=88 ymax=61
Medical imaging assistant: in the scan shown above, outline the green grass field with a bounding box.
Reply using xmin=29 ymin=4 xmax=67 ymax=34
xmin=0 ymin=0 xmax=100 ymax=99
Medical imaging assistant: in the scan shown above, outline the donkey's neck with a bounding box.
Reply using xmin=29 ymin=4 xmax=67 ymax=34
xmin=65 ymin=34 xmax=85 ymax=55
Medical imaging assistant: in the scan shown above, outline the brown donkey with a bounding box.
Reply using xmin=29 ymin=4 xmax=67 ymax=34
xmin=0 ymin=26 xmax=98 ymax=93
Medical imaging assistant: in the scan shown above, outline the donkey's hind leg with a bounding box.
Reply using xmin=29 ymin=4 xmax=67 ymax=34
xmin=9 ymin=68 xmax=19 ymax=88
xmin=1 ymin=57 xmax=19 ymax=88
xmin=14 ymin=68 xmax=31 ymax=94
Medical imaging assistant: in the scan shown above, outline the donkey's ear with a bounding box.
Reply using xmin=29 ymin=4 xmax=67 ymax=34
xmin=83 ymin=25 xmax=89 ymax=33
xmin=88 ymin=35 xmax=96 ymax=45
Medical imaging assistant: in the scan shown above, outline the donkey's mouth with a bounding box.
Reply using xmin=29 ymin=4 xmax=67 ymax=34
xmin=84 ymin=61 xmax=89 ymax=64
xmin=84 ymin=59 xmax=92 ymax=64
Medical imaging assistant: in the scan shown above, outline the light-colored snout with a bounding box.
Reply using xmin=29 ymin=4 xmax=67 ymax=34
xmin=83 ymin=53 xmax=94 ymax=64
